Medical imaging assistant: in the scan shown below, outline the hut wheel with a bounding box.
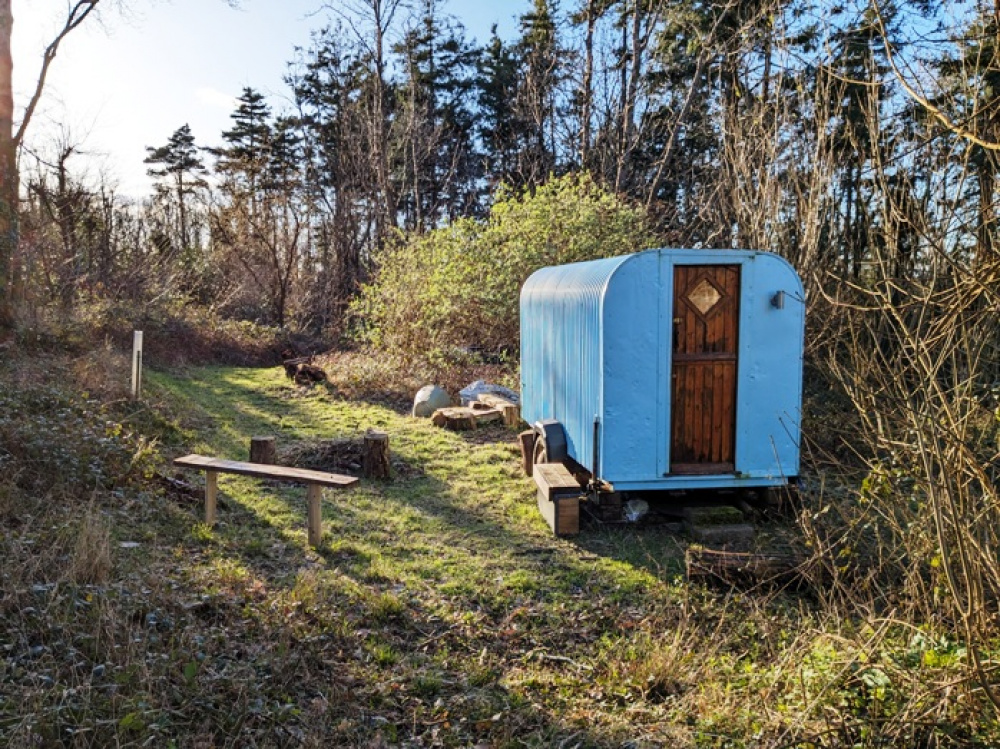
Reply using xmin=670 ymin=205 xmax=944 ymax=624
xmin=532 ymin=435 xmax=549 ymax=465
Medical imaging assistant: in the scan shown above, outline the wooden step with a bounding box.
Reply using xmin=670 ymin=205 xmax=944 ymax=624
xmin=533 ymin=463 xmax=581 ymax=497
xmin=533 ymin=462 xmax=582 ymax=536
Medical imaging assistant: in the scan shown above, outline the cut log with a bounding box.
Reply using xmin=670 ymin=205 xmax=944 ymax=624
xmin=519 ymin=430 xmax=537 ymax=477
xmin=293 ymin=363 xmax=327 ymax=386
xmin=685 ymin=547 xmax=812 ymax=589
xmin=362 ymin=430 xmax=391 ymax=479
xmin=250 ymin=436 xmax=277 ymax=464
xmin=685 ymin=523 xmax=755 ymax=551
xmin=476 ymin=392 xmax=520 ymax=427
xmin=431 ymin=406 xmax=502 ymax=430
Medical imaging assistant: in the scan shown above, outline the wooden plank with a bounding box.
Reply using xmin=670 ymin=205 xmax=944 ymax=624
xmin=519 ymin=430 xmax=537 ymax=477
xmin=700 ymin=361 xmax=710 ymax=462
xmin=533 ymin=462 xmax=582 ymax=495
xmin=686 ymin=547 xmax=813 ymax=588
xmin=534 ymin=461 xmax=582 ymax=536
xmin=174 ymin=454 xmax=358 ymax=488
xmin=306 ymin=484 xmax=323 ymax=547
xmin=725 ymin=267 xmax=739 ymax=466
xmin=713 ymin=363 xmax=725 ymax=463
xmin=722 ymin=362 xmax=734 ymax=463
xmin=669 ymin=462 xmax=734 ymax=475
xmin=673 ymin=352 xmax=737 ymax=362
xmin=537 ymin=489 xmax=580 ymax=536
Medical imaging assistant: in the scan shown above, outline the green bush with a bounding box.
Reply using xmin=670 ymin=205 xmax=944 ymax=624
xmin=354 ymin=173 xmax=656 ymax=363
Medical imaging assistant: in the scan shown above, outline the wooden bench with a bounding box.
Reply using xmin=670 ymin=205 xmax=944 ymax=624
xmin=173 ymin=454 xmax=359 ymax=547
xmin=534 ymin=462 xmax=582 ymax=536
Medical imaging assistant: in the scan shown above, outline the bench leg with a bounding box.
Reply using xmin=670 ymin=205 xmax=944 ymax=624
xmin=306 ymin=484 xmax=323 ymax=548
xmin=205 ymin=470 xmax=218 ymax=526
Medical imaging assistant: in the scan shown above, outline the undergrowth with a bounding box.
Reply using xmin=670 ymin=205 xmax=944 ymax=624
xmin=0 ymin=349 xmax=997 ymax=747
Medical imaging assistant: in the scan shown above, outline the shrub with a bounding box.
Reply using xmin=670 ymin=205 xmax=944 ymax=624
xmin=354 ymin=173 xmax=656 ymax=364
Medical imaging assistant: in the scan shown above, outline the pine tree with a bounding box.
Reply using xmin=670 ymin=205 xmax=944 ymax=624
xmin=515 ymin=0 xmax=563 ymax=187
xmin=394 ymin=0 xmax=480 ymax=227
xmin=214 ymin=87 xmax=273 ymax=201
xmin=210 ymin=89 xmax=297 ymax=326
xmin=144 ymin=123 xmax=207 ymax=253
xmin=476 ymin=27 xmax=521 ymax=186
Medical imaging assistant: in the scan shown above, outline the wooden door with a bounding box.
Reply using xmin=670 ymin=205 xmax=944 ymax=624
xmin=670 ymin=265 xmax=740 ymax=474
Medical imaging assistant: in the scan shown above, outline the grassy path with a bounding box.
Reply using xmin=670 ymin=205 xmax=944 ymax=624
xmin=145 ymin=366 xmax=694 ymax=747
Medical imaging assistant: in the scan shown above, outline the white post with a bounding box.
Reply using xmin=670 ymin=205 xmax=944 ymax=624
xmin=131 ymin=330 xmax=144 ymax=400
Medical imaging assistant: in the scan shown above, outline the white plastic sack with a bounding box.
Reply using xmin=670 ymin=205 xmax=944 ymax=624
xmin=459 ymin=380 xmax=520 ymax=407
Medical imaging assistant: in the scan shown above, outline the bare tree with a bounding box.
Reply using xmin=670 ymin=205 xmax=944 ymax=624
xmin=0 ymin=0 xmax=102 ymax=329
xmin=324 ymin=0 xmax=408 ymax=248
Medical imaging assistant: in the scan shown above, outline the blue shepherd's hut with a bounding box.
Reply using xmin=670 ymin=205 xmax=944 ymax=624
xmin=520 ymin=248 xmax=804 ymax=496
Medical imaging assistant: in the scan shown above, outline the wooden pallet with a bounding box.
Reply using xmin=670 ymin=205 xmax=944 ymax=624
xmin=534 ymin=462 xmax=582 ymax=536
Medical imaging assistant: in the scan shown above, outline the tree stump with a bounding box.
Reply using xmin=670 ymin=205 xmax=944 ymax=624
xmin=362 ymin=430 xmax=390 ymax=479
xmin=250 ymin=436 xmax=276 ymax=464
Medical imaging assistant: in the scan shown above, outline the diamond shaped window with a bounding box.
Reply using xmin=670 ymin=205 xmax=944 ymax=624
xmin=687 ymin=278 xmax=723 ymax=316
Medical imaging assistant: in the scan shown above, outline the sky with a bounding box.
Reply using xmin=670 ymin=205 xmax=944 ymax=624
xmin=12 ymin=0 xmax=529 ymax=197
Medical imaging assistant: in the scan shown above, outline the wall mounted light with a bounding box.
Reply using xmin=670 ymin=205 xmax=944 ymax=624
xmin=770 ymin=290 xmax=785 ymax=309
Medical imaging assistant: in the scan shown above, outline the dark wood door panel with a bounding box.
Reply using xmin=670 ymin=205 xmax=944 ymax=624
xmin=670 ymin=265 xmax=739 ymax=474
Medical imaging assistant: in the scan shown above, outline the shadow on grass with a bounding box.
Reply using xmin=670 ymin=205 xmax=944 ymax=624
xmin=152 ymin=365 xmax=692 ymax=747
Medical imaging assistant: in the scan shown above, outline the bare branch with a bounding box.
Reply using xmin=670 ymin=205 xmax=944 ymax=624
xmin=15 ymin=1 xmax=102 ymax=148
xmin=871 ymin=0 xmax=1000 ymax=151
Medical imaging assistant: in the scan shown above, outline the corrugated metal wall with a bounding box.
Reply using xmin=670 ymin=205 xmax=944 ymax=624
xmin=520 ymin=255 xmax=629 ymax=468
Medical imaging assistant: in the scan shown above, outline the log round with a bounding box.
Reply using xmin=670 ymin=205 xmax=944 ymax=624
xmin=249 ymin=436 xmax=277 ymax=464
xmin=363 ymin=430 xmax=391 ymax=479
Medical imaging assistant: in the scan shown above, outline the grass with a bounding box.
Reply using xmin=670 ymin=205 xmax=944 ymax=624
xmin=1 ymin=356 xmax=998 ymax=748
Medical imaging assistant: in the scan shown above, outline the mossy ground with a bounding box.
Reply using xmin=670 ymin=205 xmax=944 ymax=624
xmin=1 ymin=361 xmax=995 ymax=748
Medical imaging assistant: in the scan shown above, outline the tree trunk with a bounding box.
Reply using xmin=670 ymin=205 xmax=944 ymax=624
xmin=579 ymin=1 xmax=596 ymax=168
xmin=0 ymin=0 xmax=15 ymax=330
xmin=0 ymin=0 xmax=102 ymax=331
xmin=977 ymin=153 xmax=995 ymax=267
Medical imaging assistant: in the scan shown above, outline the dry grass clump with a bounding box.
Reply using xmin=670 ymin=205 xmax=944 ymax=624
xmin=68 ymin=342 xmax=133 ymax=402
xmin=66 ymin=506 xmax=113 ymax=585
xmin=0 ymin=480 xmax=15 ymax=523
